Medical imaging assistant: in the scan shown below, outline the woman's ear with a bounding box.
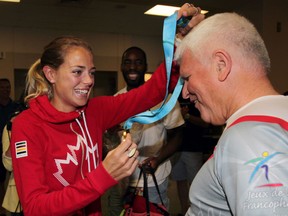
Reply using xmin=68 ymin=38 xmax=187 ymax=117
xmin=213 ymin=50 xmax=232 ymax=82
xmin=43 ymin=66 xmax=56 ymax=83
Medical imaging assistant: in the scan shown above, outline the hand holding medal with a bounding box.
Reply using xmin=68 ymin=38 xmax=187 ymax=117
xmin=102 ymin=132 xmax=139 ymax=181
xmin=121 ymin=130 xmax=137 ymax=158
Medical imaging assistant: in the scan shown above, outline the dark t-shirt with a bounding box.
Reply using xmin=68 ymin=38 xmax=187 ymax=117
xmin=178 ymin=97 xmax=206 ymax=152
xmin=0 ymin=98 xmax=19 ymax=134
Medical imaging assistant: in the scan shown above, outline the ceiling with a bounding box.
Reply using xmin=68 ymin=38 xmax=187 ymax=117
xmin=0 ymin=0 xmax=257 ymax=37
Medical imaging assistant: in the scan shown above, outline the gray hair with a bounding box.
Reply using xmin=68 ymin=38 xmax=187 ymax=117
xmin=175 ymin=12 xmax=270 ymax=73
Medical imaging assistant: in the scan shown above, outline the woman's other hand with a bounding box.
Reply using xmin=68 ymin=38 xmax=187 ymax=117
xmin=102 ymin=133 xmax=139 ymax=181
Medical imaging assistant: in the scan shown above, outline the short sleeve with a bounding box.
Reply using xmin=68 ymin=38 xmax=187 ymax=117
xmin=215 ymin=121 xmax=288 ymax=215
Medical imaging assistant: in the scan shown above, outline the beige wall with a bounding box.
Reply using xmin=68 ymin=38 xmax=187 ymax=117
xmin=0 ymin=0 xmax=287 ymax=98
xmin=0 ymin=28 xmax=164 ymax=99
xmin=262 ymin=0 xmax=288 ymax=93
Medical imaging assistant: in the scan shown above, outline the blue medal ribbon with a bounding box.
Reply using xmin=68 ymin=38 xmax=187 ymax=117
xmin=123 ymin=12 xmax=183 ymax=130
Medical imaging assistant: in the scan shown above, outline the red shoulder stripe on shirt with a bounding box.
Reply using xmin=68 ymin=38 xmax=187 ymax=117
xmin=228 ymin=115 xmax=288 ymax=131
xmin=208 ymin=115 xmax=288 ymax=161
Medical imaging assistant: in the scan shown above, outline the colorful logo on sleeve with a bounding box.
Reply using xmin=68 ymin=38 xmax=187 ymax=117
xmin=244 ymin=151 xmax=285 ymax=188
xmin=15 ymin=140 xmax=28 ymax=158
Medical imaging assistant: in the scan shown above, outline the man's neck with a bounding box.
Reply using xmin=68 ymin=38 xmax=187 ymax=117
xmin=127 ymin=82 xmax=144 ymax=92
xmin=0 ymin=97 xmax=11 ymax=106
xmin=127 ymin=86 xmax=136 ymax=91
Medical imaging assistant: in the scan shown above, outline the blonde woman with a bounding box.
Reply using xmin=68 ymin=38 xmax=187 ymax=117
xmin=10 ymin=4 xmax=203 ymax=215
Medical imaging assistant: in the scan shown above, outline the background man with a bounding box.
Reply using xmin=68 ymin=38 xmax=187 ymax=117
xmin=170 ymin=95 xmax=209 ymax=216
xmin=106 ymin=47 xmax=184 ymax=215
xmin=0 ymin=78 xmax=19 ymax=216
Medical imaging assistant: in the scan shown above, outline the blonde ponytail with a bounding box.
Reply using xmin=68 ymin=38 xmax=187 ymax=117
xmin=25 ymin=59 xmax=52 ymax=103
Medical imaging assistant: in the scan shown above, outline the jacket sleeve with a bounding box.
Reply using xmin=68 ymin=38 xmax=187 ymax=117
xmin=11 ymin=118 xmax=117 ymax=216
xmin=92 ymin=61 xmax=180 ymax=130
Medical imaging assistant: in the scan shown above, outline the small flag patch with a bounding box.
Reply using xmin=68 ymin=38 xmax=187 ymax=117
xmin=15 ymin=141 xmax=28 ymax=158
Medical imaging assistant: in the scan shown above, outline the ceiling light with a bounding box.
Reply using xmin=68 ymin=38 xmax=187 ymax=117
xmin=0 ymin=0 xmax=20 ymax=2
xmin=145 ymin=5 xmax=180 ymax=17
xmin=145 ymin=4 xmax=208 ymax=17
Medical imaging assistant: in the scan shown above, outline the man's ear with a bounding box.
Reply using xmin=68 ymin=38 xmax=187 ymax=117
xmin=213 ymin=50 xmax=231 ymax=82
xmin=42 ymin=66 xmax=56 ymax=83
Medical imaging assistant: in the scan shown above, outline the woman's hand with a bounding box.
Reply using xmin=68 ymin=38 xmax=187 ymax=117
xmin=102 ymin=133 xmax=139 ymax=181
xmin=177 ymin=3 xmax=205 ymax=37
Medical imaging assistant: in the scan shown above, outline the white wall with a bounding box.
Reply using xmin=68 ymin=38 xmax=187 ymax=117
xmin=0 ymin=27 xmax=164 ymax=99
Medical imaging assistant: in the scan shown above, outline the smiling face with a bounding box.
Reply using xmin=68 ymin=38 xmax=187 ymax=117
xmin=180 ymin=50 xmax=226 ymax=125
xmin=121 ymin=48 xmax=147 ymax=91
xmin=43 ymin=46 xmax=96 ymax=112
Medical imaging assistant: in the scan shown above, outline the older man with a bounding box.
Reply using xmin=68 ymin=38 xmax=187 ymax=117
xmin=175 ymin=12 xmax=288 ymax=215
